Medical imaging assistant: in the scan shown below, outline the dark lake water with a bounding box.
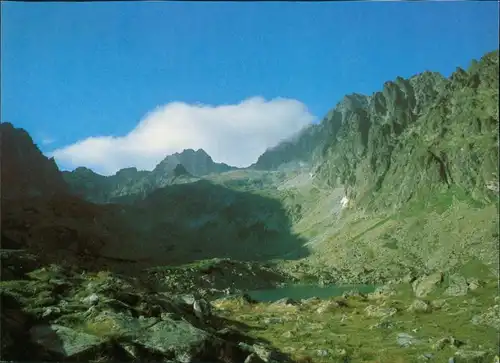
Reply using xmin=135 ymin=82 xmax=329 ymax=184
xmin=245 ymin=284 xmax=377 ymax=302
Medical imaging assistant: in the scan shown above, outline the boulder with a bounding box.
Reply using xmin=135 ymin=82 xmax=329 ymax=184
xmin=364 ymin=305 xmax=397 ymax=318
xmin=193 ymin=298 xmax=212 ymax=320
xmin=30 ymin=324 xmax=105 ymax=358
xmin=397 ymin=332 xmax=421 ymax=348
xmin=412 ymin=272 xmax=444 ymax=298
xmin=444 ymin=274 xmax=468 ymax=297
xmin=132 ymin=317 xmax=211 ymax=360
xmin=245 ymin=352 xmax=266 ymax=363
xmin=407 ymin=299 xmax=431 ymax=313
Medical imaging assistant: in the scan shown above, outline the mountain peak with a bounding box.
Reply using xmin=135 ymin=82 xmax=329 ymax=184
xmin=1 ymin=122 xmax=68 ymax=198
xmin=153 ymin=148 xmax=234 ymax=177
xmin=177 ymin=148 xmax=210 ymax=157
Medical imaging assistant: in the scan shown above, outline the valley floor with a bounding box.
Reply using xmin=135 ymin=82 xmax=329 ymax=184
xmin=2 ymin=250 xmax=499 ymax=363
xmin=214 ymin=280 xmax=499 ymax=363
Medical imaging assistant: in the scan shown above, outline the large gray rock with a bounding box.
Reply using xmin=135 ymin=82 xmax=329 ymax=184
xmin=407 ymin=299 xmax=431 ymax=313
xmin=316 ymin=300 xmax=343 ymax=314
xmin=412 ymin=272 xmax=444 ymax=298
xmin=193 ymin=298 xmax=212 ymax=320
xmin=444 ymin=274 xmax=469 ymax=297
xmin=133 ymin=317 xmax=211 ymax=360
xmin=397 ymin=333 xmax=421 ymax=348
xmin=252 ymin=344 xmax=283 ymax=362
xmin=272 ymin=297 xmax=299 ymax=306
xmin=30 ymin=324 xmax=105 ymax=358
xmin=432 ymin=336 xmax=465 ymax=351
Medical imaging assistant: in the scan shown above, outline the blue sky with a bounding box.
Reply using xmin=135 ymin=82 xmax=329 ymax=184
xmin=1 ymin=1 xmax=498 ymax=173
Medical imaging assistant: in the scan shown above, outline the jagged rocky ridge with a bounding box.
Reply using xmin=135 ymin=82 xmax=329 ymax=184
xmin=63 ymin=148 xmax=236 ymax=204
xmin=63 ymin=50 xmax=499 ymax=212
xmin=256 ymin=50 xmax=499 ymax=211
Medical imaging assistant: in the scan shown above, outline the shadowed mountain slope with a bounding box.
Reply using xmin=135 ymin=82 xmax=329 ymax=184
xmin=1 ymin=123 xmax=307 ymax=276
xmin=63 ymin=148 xmax=236 ymax=204
xmin=1 ymin=122 xmax=69 ymax=199
xmin=99 ymin=179 xmax=309 ymax=265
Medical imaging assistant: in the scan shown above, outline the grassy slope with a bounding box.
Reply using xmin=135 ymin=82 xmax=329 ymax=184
xmin=214 ymin=280 xmax=498 ymax=363
xmin=266 ymin=51 xmax=500 ymax=285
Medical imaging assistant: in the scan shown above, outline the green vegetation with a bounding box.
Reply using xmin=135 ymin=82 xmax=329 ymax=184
xmin=214 ymin=280 xmax=498 ymax=363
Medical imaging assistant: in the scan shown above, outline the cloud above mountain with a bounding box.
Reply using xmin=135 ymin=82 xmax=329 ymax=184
xmin=50 ymin=97 xmax=316 ymax=175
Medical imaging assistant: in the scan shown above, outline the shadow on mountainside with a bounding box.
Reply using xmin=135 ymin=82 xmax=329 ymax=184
xmin=0 ymin=122 xmax=308 ymax=279
xmin=99 ymin=179 xmax=310 ymax=267
xmin=1 ymin=181 xmax=309 ymax=277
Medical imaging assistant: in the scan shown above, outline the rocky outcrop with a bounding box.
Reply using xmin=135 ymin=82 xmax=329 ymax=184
xmin=317 ymin=51 xmax=498 ymax=210
xmin=154 ymin=148 xmax=235 ymax=177
xmin=1 ymin=122 xmax=69 ymax=199
xmin=253 ymin=51 xmax=499 ymax=212
xmin=252 ymin=124 xmax=327 ymax=170
xmin=0 ymin=265 xmax=293 ymax=362
xmin=412 ymin=272 xmax=444 ymax=298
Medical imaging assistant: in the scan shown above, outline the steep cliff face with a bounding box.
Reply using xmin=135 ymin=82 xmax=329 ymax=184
xmin=0 ymin=122 xmax=69 ymax=199
xmin=0 ymin=123 xmax=123 ymax=271
xmin=316 ymin=51 xmax=498 ymax=210
xmin=255 ymin=51 xmax=498 ymax=212
xmin=252 ymin=124 xmax=327 ymax=170
xmin=314 ymin=71 xmax=448 ymax=208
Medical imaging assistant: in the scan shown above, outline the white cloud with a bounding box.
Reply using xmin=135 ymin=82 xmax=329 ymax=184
xmin=49 ymin=97 xmax=316 ymax=176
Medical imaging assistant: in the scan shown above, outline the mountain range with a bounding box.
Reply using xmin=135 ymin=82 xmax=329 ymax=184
xmin=62 ymin=148 xmax=235 ymax=203
xmin=2 ymin=49 xmax=498 ymax=278
xmin=1 ymin=49 xmax=498 ymax=363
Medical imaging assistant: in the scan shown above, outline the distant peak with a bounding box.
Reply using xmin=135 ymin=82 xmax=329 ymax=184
xmin=1 ymin=122 xmax=32 ymax=139
xmin=177 ymin=148 xmax=209 ymax=156
xmin=74 ymin=166 xmax=93 ymax=172
xmin=115 ymin=167 xmax=138 ymax=176
xmin=0 ymin=121 xmax=15 ymax=129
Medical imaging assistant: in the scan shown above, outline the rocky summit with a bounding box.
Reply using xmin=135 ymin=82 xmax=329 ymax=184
xmin=1 ymin=50 xmax=499 ymax=363
xmin=62 ymin=148 xmax=235 ymax=204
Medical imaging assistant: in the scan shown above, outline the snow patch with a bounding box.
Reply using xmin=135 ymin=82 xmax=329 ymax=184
xmin=340 ymin=196 xmax=349 ymax=209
